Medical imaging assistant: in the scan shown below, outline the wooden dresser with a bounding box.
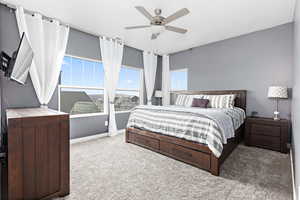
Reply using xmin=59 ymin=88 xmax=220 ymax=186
xmin=245 ymin=117 xmax=289 ymax=153
xmin=1 ymin=108 xmax=70 ymax=200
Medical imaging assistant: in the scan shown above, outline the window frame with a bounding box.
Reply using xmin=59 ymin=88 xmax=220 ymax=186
xmin=170 ymin=68 xmax=188 ymax=93
xmin=58 ymin=85 xmax=107 ymax=118
xmin=58 ymin=54 xmax=144 ymax=117
xmin=115 ymin=65 xmax=144 ymax=113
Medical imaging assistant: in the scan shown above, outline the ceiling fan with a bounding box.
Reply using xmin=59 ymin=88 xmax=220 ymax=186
xmin=125 ymin=6 xmax=190 ymax=40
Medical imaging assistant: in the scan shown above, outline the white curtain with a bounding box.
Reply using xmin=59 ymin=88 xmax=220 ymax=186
xmin=162 ymin=55 xmax=170 ymax=106
xmin=143 ymin=51 xmax=157 ymax=105
xmin=99 ymin=37 xmax=124 ymax=136
xmin=15 ymin=7 xmax=69 ymax=106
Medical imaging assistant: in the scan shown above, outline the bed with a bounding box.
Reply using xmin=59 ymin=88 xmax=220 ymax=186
xmin=125 ymin=90 xmax=247 ymax=176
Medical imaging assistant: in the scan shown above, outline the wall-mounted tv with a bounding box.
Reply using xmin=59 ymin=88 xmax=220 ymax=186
xmin=0 ymin=32 xmax=34 ymax=84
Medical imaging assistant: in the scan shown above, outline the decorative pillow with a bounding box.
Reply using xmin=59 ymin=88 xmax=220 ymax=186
xmin=185 ymin=95 xmax=204 ymax=107
xmin=202 ymin=94 xmax=236 ymax=108
xmin=191 ymin=98 xmax=209 ymax=108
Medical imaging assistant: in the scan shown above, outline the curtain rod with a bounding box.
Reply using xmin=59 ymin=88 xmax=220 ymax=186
xmin=0 ymin=1 xmax=69 ymax=27
xmin=0 ymin=0 xmax=161 ymax=56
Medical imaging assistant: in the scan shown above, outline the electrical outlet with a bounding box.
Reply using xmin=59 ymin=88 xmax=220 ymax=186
xmin=251 ymin=111 xmax=258 ymax=117
xmin=105 ymin=120 xmax=108 ymax=126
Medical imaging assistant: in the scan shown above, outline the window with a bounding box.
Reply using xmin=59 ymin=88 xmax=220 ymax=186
xmin=170 ymin=68 xmax=188 ymax=91
xmin=59 ymin=55 xmax=106 ymax=115
xmin=115 ymin=66 xmax=144 ymax=112
xmin=59 ymin=55 xmax=143 ymax=116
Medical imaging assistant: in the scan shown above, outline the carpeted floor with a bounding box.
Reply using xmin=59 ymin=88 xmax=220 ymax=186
xmin=57 ymin=133 xmax=292 ymax=200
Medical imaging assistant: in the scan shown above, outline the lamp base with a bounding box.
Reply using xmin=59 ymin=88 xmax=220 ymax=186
xmin=273 ymin=111 xmax=280 ymax=121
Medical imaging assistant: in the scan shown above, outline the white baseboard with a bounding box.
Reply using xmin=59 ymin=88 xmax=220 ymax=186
xmin=70 ymin=129 xmax=125 ymax=144
xmin=290 ymin=148 xmax=297 ymax=200
xmin=109 ymin=129 xmax=126 ymax=137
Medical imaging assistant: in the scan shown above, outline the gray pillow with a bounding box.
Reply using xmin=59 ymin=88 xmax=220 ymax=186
xmin=191 ymin=99 xmax=209 ymax=108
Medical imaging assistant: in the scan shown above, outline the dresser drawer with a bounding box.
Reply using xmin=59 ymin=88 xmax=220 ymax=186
xmin=128 ymin=133 xmax=159 ymax=151
xmin=250 ymin=135 xmax=280 ymax=151
xmin=160 ymin=141 xmax=210 ymax=170
xmin=250 ymin=124 xmax=280 ymax=137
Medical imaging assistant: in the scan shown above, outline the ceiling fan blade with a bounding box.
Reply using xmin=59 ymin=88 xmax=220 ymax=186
xmin=165 ymin=26 xmax=187 ymax=34
xmin=135 ymin=6 xmax=153 ymax=21
xmin=164 ymin=8 xmax=189 ymax=24
xmin=125 ymin=25 xmax=151 ymax=29
xmin=151 ymin=33 xmax=160 ymax=40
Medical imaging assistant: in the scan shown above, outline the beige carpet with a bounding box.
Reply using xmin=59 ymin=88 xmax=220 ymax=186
xmin=57 ymin=133 xmax=292 ymax=200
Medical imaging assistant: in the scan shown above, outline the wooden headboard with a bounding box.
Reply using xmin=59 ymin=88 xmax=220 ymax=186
xmin=173 ymin=90 xmax=247 ymax=112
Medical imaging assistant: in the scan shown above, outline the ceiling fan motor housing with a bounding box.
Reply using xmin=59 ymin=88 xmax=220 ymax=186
xmin=151 ymin=16 xmax=165 ymax=25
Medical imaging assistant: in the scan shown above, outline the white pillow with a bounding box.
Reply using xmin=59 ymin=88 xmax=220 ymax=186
xmin=175 ymin=95 xmax=190 ymax=106
xmin=175 ymin=95 xmax=204 ymax=107
xmin=202 ymin=94 xmax=236 ymax=108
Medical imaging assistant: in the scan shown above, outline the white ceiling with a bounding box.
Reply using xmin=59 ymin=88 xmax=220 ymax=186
xmin=4 ymin=0 xmax=296 ymax=54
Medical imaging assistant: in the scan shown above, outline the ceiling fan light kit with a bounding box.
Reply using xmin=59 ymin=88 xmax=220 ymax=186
xmin=125 ymin=6 xmax=189 ymax=40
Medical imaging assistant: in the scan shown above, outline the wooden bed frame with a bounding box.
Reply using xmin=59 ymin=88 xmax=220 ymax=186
xmin=126 ymin=90 xmax=247 ymax=176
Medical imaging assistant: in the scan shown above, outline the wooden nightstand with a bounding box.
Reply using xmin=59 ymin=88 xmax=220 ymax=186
xmin=245 ymin=117 xmax=290 ymax=153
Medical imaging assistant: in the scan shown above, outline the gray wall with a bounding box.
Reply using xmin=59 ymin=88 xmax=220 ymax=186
xmin=293 ymin=0 xmax=300 ymax=197
xmin=170 ymin=23 xmax=293 ymax=119
xmin=67 ymin=28 xmax=144 ymax=68
xmin=0 ymin=4 xmax=162 ymax=139
xmin=0 ymin=4 xmax=59 ymax=128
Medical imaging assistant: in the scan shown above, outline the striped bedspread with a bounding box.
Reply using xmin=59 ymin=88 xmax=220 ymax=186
xmin=127 ymin=105 xmax=245 ymax=157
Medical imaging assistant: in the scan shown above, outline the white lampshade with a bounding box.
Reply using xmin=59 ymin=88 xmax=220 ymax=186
xmin=268 ymin=86 xmax=288 ymax=99
xmin=151 ymin=25 xmax=165 ymax=34
xmin=155 ymin=90 xmax=163 ymax=98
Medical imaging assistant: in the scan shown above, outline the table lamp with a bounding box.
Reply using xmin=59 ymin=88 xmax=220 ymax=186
xmin=268 ymin=86 xmax=288 ymax=120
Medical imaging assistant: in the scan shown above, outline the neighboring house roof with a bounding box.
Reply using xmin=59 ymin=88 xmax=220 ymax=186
xmin=71 ymin=101 xmax=100 ymax=115
xmin=61 ymin=91 xmax=102 ymax=114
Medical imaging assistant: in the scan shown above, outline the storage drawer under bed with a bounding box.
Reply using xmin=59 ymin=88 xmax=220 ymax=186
xmin=128 ymin=132 xmax=159 ymax=151
xmin=159 ymin=141 xmax=211 ymax=170
xmin=127 ymin=131 xmax=211 ymax=171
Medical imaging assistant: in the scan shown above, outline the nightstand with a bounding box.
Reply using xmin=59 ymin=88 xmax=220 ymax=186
xmin=245 ymin=117 xmax=290 ymax=153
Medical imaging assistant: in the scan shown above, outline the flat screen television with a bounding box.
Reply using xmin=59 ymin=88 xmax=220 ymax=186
xmin=0 ymin=32 xmax=34 ymax=84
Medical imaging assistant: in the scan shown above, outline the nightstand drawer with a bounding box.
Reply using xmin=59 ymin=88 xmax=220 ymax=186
xmin=251 ymin=124 xmax=280 ymax=137
xmin=250 ymin=135 xmax=280 ymax=151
